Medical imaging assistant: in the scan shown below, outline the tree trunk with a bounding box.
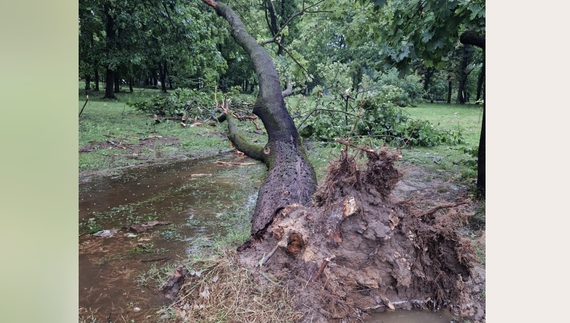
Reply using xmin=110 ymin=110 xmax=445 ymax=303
xmin=456 ymin=78 xmax=466 ymax=104
xmin=103 ymin=4 xmax=117 ymax=99
xmin=94 ymin=67 xmax=100 ymax=91
xmin=460 ymin=31 xmax=485 ymax=197
xmin=84 ymin=75 xmax=91 ymax=90
xmin=476 ymin=56 xmax=485 ymax=102
xmin=447 ymin=78 xmax=452 ymax=104
xmin=455 ymin=45 xmax=472 ymax=104
xmin=423 ymin=66 xmax=434 ymax=100
xmin=104 ymin=68 xmax=117 ymax=99
xmin=114 ymin=71 xmax=120 ymax=93
xmin=202 ymin=0 xmax=317 ymax=245
xmin=159 ymin=60 xmax=168 ymax=93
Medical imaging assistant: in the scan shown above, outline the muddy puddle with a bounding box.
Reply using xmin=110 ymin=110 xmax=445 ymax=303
xmin=366 ymin=308 xmax=459 ymax=323
xmin=79 ymin=152 xmax=470 ymax=323
xmin=79 ymin=153 xmax=264 ymax=322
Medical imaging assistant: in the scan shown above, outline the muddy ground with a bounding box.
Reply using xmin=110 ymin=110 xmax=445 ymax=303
xmin=158 ymin=146 xmax=485 ymax=323
xmin=79 ymin=140 xmax=485 ymax=323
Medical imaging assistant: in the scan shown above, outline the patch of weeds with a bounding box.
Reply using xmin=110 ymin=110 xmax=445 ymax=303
xmin=79 ymin=314 xmax=99 ymax=323
xmin=136 ymin=263 xmax=177 ymax=287
xmin=80 ymin=218 xmax=104 ymax=234
xmin=131 ymin=242 xmax=155 ymax=254
xmin=157 ymin=228 xmax=184 ymax=241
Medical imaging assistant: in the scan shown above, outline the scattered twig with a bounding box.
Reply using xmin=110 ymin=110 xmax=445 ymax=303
xmin=418 ymin=201 xmax=469 ymax=218
xmin=309 ymin=255 xmax=335 ymax=282
xmin=78 ymin=95 xmax=89 ymax=118
xmin=335 ymin=138 xmax=375 ymax=153
xmin=259 ymin=243 xmax=281 ymax=267
xmin=216 ymin=161 xmax=256 ymax=167
xmin=140 ymin=257 xmax=168 ymax=263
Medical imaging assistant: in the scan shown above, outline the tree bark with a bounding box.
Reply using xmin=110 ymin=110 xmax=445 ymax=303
xmin=460 ymin=31 xmax=485 ymax=197
xmin=447 ymin=78 xmax=452 ymax=104
xmin=423 ymin=66 xmax=434 ymax=100
xmin=114 ymin=71 xmax=121 ymax=93
xmin=103 ymin=4 xmax=117 ymax=100
xmin=104 ymin=68 xmax=117 ymax=99
xmin=159 ymin=60 xmax=168 ymax=93
xmin=476 ymin=55 xmax=485 ymax=102
xmin=201 ymin=0 xmax=317 ymax=245
xmin=94 ymin=67 xmax=100 ymax=91
xmin=84 ymin=75 xmax=91 ymax=91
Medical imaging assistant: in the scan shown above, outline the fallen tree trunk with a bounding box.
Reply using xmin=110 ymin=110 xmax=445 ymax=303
xmin=201 ymin=0 xmax=317 ymax=248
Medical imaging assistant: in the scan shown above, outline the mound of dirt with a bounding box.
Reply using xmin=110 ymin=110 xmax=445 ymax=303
xmin=234 ymin=145 xmax=485 ymax=322
xmin=161 ymin=144 xmax=485 ymax=323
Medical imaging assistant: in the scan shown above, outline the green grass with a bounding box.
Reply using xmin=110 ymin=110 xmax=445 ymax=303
xmin=406 ymin=102 xmax=484 ymax=146
xmin=79 ymin=84 xmax=483 ymax=189
xmin=78 ymin=86 xmax=234 ymax=171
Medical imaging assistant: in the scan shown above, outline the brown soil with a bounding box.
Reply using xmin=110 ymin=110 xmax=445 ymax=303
xmin=165 ymin=145 xmax=485 ymax=323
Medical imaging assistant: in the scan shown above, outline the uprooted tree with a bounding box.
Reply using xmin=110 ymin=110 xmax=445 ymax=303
xmin=201 ymin=0 xmax=318 ymax=249
xmin=176 ymin=1 xmax=486 ymax=322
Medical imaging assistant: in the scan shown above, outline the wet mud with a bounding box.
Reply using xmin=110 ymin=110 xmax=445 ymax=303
xmin=79 ymin=153 xmax=262 ymax=322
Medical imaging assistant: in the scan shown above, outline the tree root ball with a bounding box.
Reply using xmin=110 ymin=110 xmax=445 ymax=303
xmin=236 ymin=145 xmax=485 ymax=323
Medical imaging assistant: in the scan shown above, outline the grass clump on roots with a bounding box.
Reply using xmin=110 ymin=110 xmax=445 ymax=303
xmin=158 ymin=247 xmax=302 ymax=323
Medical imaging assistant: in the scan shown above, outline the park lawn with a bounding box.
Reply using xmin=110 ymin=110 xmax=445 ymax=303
xmin=399 ymin=102 xmax=484 ymax=184
xmin=78 ymin=87 xmax=242 ymax=171
xmin=406 ymin=102 xmax=483 ymax=146
xmin=79 ymin=88 xmax=483 ymax=188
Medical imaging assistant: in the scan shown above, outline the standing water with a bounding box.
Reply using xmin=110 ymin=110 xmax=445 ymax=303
xmin=79 ymin=154 xmax=263 ymax=322
xmin=366 ymin=308 xmax=459 ymax=323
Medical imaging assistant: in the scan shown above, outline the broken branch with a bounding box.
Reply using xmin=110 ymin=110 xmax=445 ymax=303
xmin=309 ymin=255 xmax=335 ymax=282
xmin=78 ymin=95 xmax=89 ymax=118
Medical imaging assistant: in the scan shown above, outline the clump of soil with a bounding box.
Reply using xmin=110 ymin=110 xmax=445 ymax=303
xmin=163 ymin=144 xmax=485 ymax=323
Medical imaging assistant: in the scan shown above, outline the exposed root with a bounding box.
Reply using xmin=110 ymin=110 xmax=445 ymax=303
xmin=165 ymin=142 xmax=485 ymax=323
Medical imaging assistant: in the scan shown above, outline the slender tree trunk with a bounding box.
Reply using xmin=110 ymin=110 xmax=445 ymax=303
xmin=456 ymin=78 xmax=466 ymax=104
xmin=202 ymin=0 xmax=317 ymax=246
xmin=84 ymin=75 xmax=91 ymax=90
xmin=460 ymin=31 xmax=485 ymax=197
xmin=129 ymin=77 xmax=134 ymax=93
xmin=103 ymin=4 xmax=117 ymax=99
xmin=159 ymin=60 xmax=168 ymax=93
xmin=94 ymin=67 xmax=100 ymax=91
xmin=423 ymin=66 xmax=434 ymax=101
xmin=104 ymin=68 xmax=117 ymax=99
xmin=476 ymin=57 xmax=485 ymax=102
xmin=114 ymin=72 xmax=120 ymax=93
xmin=455 ymin=45 xmax=473 ymax=104
xmin=447 ymin=78 xmax=452 ymax=104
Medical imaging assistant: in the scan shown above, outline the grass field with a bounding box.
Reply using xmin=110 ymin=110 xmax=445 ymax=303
xmin=78 ymin=85 xmax=256 ymax=171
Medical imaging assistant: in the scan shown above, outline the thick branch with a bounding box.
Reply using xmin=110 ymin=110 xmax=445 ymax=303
xmin=226 ymin=112 xmax=266 ymax=162
xmin=460 ymin=30 xmax=485 ymax=50
xmin=282 ymin=81 xmax=293 ymax=97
